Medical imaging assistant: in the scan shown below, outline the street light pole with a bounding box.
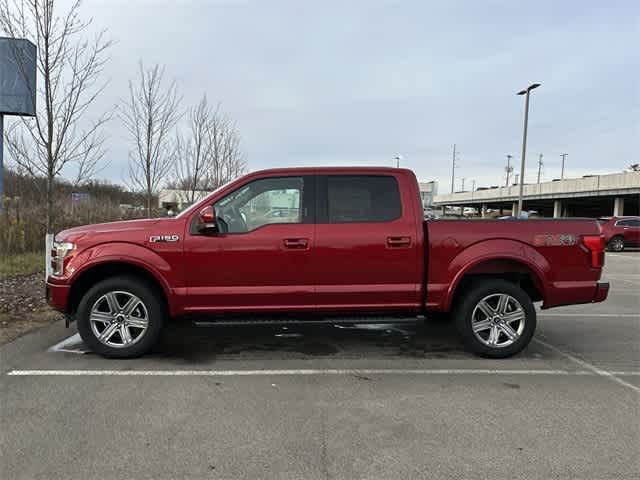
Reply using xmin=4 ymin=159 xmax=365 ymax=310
xmin=394 ymin=155 xmax=402 ymax=168
xmin=516 ymin=83 xmax=541 ymax=216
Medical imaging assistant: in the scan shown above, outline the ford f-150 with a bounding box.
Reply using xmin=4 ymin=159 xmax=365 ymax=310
xmin=46 ymin=167 xmax=609 ymax=358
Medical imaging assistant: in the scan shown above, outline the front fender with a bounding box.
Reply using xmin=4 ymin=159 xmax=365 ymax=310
xmin=65 ymin=242 xmax=177 ymax=307
xmin=443 ymin=239 xmax=550 ymax=311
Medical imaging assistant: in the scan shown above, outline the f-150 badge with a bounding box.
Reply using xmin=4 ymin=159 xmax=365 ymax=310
xmin=149 ymin=235 xmax=180 ymax=243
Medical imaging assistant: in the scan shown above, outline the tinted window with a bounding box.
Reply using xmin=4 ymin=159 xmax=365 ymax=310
xmin=616 ymin=219 xmax=638 ymax=227
xmin=214 ymin=177 xmax=303 ymax=233
xmin=326 ymin=175 xmax=401 ymax=223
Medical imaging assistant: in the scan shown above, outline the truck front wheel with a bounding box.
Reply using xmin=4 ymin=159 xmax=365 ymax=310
xmin=76 ymin=276 xmax=166 ymax=358
xmin=454 ymin=279 xmax=536 ymax=358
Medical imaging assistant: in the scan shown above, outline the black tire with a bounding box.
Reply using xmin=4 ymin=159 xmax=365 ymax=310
xmin=454 ymin=279 xmax=536 ymax=358
xmin=77 ymin=275 xmax=166 ymax=358
xmin=607 ymin=236 xmax=624 ymax=252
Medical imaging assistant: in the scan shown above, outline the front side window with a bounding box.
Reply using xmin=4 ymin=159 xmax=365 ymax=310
xmin=326 ymin=175 xmax=401 ymax=223
xmin=213 ymin=177 xmax=303 ymax=233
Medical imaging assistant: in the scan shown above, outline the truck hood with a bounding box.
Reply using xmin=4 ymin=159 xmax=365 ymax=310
xmin=55 ymin=218 xmax=178 ymax=244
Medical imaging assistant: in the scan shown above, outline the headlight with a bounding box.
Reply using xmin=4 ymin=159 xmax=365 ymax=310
xmin=51 ymin=242 xmax=75 ymax=276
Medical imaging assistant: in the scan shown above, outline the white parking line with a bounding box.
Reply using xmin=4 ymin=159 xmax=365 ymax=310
xmin=533 ymin=338 xmax=640 ymax=394
xmin=603 ymin=276 xmax=640 ymax=287
xmin=48 ymin=333 xmax=88 ymax=354
xmin=539 ymin=313 xmax=639 ymax=317
xmin=607 ymin=253 xmax=640 ymax=260
xmin=6 ymin=368 xmax=640 ymax=377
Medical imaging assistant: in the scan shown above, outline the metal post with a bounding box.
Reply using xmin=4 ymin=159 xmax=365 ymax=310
xmin=537 ymin=153 xmax=543 ymax=183
xmin=517 ymin=91 xmax=530 ymax=216
xmin=0 ymin=114 xmax=4 ymax=213
xmin=505 ymin=154 xmax=512 ymax=186
xmin=561 ymin=153 xmax=567 ymax=179
xmin=451 ymin=144 xmax=457 ymax=193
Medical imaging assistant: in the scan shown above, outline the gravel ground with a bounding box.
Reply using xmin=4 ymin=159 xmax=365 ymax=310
xmin=0 ymin=272 xmax=62 ymax=344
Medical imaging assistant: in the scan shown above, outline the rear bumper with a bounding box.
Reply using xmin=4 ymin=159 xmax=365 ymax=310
xmin=46 ymin=280 xmax=71 ymax=313
xmin=593 ymin=281 xmax=609 ymax=303
xmin=542 ymin=279 xmax=609 ymax=309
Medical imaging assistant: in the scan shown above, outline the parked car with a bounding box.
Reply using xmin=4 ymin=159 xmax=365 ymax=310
xmin=47 ymin=167 xmax=609 ymax=359
xmin=598 ymin=216 xmax=640 ymax=251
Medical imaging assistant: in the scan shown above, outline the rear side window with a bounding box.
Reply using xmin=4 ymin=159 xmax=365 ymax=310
xmin=619 ymin=219 xmax=640 ymax=227
xmin=325 ymin=175 xmax=401 ymax=223
xmin=615 ymin=219 xmax=639 ymax=227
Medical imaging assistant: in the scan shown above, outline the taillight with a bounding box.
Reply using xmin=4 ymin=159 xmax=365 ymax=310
xmin=582 ymin=235 xmax=605 ymax=268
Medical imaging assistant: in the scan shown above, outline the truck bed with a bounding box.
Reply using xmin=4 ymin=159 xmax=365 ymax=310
xmin=424 ymin=218 xmax=604 ymax=311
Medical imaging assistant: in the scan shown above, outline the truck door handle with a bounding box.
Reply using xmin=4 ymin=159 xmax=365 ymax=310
xmin=386 ymin=236 xmax=412 ymax=248
xmin=283 ymin=238 xmax=309 ymax=249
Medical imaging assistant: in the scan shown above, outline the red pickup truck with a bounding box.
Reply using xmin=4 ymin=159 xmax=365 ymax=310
xmin=46 ymin=167 xmax=609 ymax=358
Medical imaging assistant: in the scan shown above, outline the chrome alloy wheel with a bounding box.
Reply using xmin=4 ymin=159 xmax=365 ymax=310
xmin=609 ymin=237 xmax=624 ymax=252
xmin=471 ymin=293 xmax=526 ymax=348
xmin=89 ymin=291 xmax=149 ymax=348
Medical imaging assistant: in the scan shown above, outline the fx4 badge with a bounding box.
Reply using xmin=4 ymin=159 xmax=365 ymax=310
xmin=149 ymin=235 xmax=180 ymax=243
xmin=533 ymin=234 xmax=576 ymax=247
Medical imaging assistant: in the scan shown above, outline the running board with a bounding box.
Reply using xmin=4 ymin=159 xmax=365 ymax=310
xmin=192 ymin=315 xmax=422 ymax=327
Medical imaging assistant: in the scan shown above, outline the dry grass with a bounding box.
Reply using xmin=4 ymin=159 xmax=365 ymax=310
xmin=0 ymin=252 xmax=45 ymax=279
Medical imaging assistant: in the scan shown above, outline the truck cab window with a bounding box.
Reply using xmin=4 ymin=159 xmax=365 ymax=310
xmin=327 ymin=175 xmax=401 ymax=223
xmin=213 ymin=177 xmax=303 ymax=233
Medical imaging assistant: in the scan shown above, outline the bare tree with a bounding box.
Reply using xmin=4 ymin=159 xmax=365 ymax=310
xmin=173 ymin=95 xmax=214 ymax=204
xmin=121 ymin=62 xmax=181 ymax=217
xmin=205 ymin=111 xmax=246 ymax=189
xmin=170 ymin=97 xmax=246 ymax=201
xmin=0 ymin=0 xmax=113 ymax=233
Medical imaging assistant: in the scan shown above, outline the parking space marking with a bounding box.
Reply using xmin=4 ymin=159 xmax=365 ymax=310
xmin=7 ymin=368 xmax=640 ymax=377
xmin=534 ymin=337 xmax=640 ymax=394
xmin=603 ymin=276 xmax=640 ymax=287
xmin=539 ymin=313 xmax=639 ymax=317
xmin=607 ymin=253 xmax=640 ymax=259
xmin=48 ymin=333 xmax=88 ymax=354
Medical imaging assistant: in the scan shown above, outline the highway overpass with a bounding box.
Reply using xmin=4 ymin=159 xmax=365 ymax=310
xmin=433 ymin=171 xmax=640 ymax=217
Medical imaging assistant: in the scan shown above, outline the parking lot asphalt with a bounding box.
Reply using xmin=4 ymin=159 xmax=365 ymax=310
xmin=1 ymin=252 xmax=639 ymax=480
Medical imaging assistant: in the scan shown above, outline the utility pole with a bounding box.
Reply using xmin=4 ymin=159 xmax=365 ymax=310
xmin=394 ymin=155 xmax=402 ymax=168
xmin=537 ymin=153 xmax=543 ymax=183
xmin=461 ymin=177 xmax=466 ymax=191
xmin=560 ymin=153 xmax=567 ymax=179
xmin=471 ymin=179 xmax=476 ymax=192
xmin=450 ymin=144 xmax=458 ymax=193
xmin=514 ymin=173 xmax=519 ymax=185
xmin=505 ymin=154 xmax=513 ymax=186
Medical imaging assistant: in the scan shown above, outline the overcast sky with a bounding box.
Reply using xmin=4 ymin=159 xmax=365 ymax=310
xmin=12 ymin=0 xmax=640 ymax=192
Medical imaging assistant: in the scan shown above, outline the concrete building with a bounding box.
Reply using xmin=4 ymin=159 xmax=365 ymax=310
xmin=158 ymin=189 xmax=210 ymax=211
xmin=419 ymin=181 xmax=438 ymax=209
xmin=433 ymin=171 xmax=640 ymax=218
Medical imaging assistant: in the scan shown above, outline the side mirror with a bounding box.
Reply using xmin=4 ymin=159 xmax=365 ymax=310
xmin=197 ymin=206 xmax=218 ymax=233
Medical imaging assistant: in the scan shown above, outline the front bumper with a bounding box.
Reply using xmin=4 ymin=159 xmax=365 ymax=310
xmin=46 ymin=279 xmax=71 ymax=313
xmin=593 ymin=281 xmax=609 ymax=303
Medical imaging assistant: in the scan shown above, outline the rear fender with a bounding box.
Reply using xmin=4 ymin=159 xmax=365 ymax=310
xmin=444 ymin=239 xmax=550 ymax=311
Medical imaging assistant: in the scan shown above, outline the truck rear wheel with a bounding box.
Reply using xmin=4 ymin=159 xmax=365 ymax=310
xmin=454 ymin=279 xmax=536 ymax=358
xmin=76 ymin=276 xmax=166 ymax=358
